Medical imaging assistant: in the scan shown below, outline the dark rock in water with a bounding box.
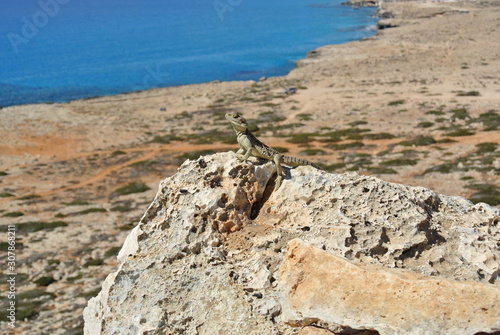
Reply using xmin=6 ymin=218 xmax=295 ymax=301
xmin=343 ymin=0 xmax=380 ymax=8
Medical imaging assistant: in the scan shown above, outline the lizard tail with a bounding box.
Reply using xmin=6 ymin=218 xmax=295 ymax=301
xmin=282 ymin=155 xmax=322 ymax=170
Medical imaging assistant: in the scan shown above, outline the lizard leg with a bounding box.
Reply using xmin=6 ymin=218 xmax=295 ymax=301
xmin=273 ymin=154 xmax=283 ymax=190
xmin=237 ymin=148 xmax=253 ymax=161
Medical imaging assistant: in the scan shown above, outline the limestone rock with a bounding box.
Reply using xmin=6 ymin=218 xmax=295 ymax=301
xmin=279 ymin=239 xmax=500 ymax=335
xmin=84 ymin=152 xmax=500 ymax=335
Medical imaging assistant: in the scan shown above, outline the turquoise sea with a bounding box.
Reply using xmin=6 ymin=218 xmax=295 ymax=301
xmin=0 ymin=0 xmax=378 ymax=107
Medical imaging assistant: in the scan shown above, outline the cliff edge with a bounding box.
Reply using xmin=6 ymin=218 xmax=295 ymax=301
xmin=83 ymin=152 xmax=499 ymax=335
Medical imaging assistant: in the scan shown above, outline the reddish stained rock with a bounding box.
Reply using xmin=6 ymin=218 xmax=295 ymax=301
xmin=279 ymin=239 xmax=500 ymax=335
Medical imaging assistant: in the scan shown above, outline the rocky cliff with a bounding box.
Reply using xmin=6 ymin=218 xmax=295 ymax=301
xmin=83 ymin=152 xmax=499 ymax=335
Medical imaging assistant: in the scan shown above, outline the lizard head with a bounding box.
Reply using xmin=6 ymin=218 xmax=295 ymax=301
xmin=225 ymin=112 xmax=248 ymax=131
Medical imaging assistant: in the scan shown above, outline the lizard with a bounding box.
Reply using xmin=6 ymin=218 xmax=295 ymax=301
xmin=225 ymin=112 xmax=322 ymax=189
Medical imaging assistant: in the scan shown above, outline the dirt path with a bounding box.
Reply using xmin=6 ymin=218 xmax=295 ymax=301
xmin=2 ymin=129 xmax=496 ymax=204
xmin=0 ymin=143 xmax=235 ymax=203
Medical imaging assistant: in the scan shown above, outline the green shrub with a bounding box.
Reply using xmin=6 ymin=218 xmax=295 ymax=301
xmin=258 ymin=111 xmax=286 ymax=122
xmin=75 ymin=208 xmax=107 ymax=215
xmin=475 ymin=142 xmax=497 ymax=155
xmin=188 ymin=129 xmax=235 ymax=144
xmin=76 ymin=288 xmax=101 ymax=300
xmin=104 ymin=246 xmax=122 ymax=258
xmin=467 ymin=183 xmax=499 ymax=206
xmin=261 ymin=102 xmax=280 ymax=108
xmin=110 ymin=205 xmax=131 ymax=212
xmin=114 ymin=183 xmax=151 ymax=196
xmin=425 ymin=110 xmax=445 ymax=116
xmin=449 ymin=108 xmax=470 ymax=119
xmin=344 ymin=155 xmax=373 ymax=171
xmin=66 ymin=273 xmax=83 ymax=283
xmin=326 ymin=141 xmax=364 ymax=150
xmin=436 ymin=138 xmax=457 ymax=144
xmin=423 ymin=163 xmax=456 ymax=174
xmin=83 ymin=258 xmax=104 ymax=268
xmin=273 ymin=147 xmax=289 ymax=153
xmin=397 ymin=136 xmax=436 ymax=147
xmin=456 ymin=91 xmax=480 ymax=97
xmin=296 ymin=113 xmax=313 ymax=121
xmin=335 ymin=128 xmax=371 ymax=139
xmin=118 ymin=222 xmax=136 ymax=231
xmin=361 ymin=132 xmax=396 ymax=140
xmin=19 ymin=194 xmax=41 ymax=200
xmin=174 ymin=111 xmax=192 ymax=119
xmin=388 ymin=100 xmax=405 ymax=106
xmin=150 ymin=134 xmax=181 ymax=144
xmin=64 ymin=200 xmax=90 ymax=206
xmin=34 ymin=276 xmax=56 ymax=287
xmin=299 ymin=149 xmax=326 ymax=156
xmin=417 ymin=121 xmax=434 ymax=128
xmin=17 ymin=221 xmax=68 ymax=233
xmin=286 ymin=133 xmax=317 ymax=144
xmin=475 ymin=110 xmax=499 ymax=131
xmin=381 ymin=159 xmax=418 ymax=166
xmin=5 ymin=289 xmax=55 ymax=320
xmin=3 ymin=211 xmax=24 ymax=218
xmin=348 ymin=120 xmax=368 ymax=127
xmin=445 ymin=128 xmax=475 ymax=137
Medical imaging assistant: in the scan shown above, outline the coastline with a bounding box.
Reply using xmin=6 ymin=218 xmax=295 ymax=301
xmin=0 ymin=2 xmax=378 ymax=109
xmin=0 ymin=1 xmax=499 ymax=334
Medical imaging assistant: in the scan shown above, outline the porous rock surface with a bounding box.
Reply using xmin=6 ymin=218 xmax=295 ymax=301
xmin=84 ymin=152 xmax=499 ymax=335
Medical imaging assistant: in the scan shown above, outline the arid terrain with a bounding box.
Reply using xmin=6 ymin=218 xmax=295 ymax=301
xmin=0 ymin=0 xmax=499 ymax=334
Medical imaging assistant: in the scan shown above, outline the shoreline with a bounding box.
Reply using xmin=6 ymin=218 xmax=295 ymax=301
xmin=0 ymin=1 xmax=499 ymax=333
xmin=0 ymin=2 xmax=378 ymax=109
xmin=0 ymin=0 xmax=421 ymax=110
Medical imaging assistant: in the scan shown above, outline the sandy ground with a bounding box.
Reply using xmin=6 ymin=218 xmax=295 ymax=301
xmin=0 ymin=0 xmax=498 ymax=334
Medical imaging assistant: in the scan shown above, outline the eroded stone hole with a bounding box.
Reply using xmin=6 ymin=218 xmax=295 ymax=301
xmin=250 ymin=178 xmax=275 ymax=220
xmin=204 ymin=171 xmax=222 ymax=188
xmin=218 ymin=212 xmax=229 ymax=221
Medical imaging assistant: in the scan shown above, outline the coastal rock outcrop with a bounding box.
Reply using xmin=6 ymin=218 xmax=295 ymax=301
xmin=83 ymin=152 xmax=499 ymax=335
xmin=343 ymin=0 xmax=380 ymax=8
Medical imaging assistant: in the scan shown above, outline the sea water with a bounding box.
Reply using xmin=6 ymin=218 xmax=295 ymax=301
xmin=0 ymin=0 xmax=377 ymax=107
